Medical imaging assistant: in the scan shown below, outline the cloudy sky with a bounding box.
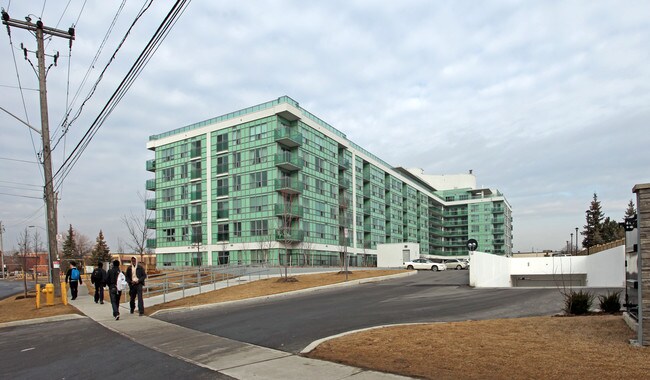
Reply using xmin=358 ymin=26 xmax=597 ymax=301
xmin=1 ymin=0 xmax=649 ymax=254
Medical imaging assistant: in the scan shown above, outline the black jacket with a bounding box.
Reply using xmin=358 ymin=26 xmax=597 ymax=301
xmin=65 ymin=268 xmax=82 ymax=284
xmin=125 ymin=264 xmax=146 ymax=286
xmin=106 ymin=267 xmax=121 ymax=288
xmin=91 ymin=268 xmax=107 ymax=287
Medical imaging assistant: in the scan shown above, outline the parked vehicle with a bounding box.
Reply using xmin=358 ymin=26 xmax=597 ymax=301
xmin=444 ymin=258 xmax=468 ymax=270
xmin=404 ymin=258 xmax=447 ymax=271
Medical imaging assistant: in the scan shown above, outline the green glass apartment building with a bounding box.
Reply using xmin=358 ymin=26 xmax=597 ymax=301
xmin=145 ymin=96 xmax=512 ymax=267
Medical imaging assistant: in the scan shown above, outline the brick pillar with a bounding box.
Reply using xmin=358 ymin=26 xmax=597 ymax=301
xmin=633 ymin=183 xmax=650 ymax=346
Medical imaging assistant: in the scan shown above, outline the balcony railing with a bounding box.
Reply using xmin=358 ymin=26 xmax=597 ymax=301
xmin=190 ymin=191 xmax=201 ymax=201
xmin=493 ymin=207 xmax=505 ymax=214
xmin=274 ymin=229 xmax=305 ymax=242
xmin=338 ymin=177 xmax=350 ymax=189
xmin=190 ymin=147 xmax=201 ymax=158
xmin=274 ymin=203 xmax=304 ymax=218
xmin=274 ymin=128 xmax=303 ymax=148
xmin=274 ymin=152 xmax=304 ymax=171
xmin=216 ymin=209 xmax=229 ymax=219
xmin=275 ymin=178 xmax=303 ymax=194
xmin=145 ymin=198 xmax=156 ymax=210
xmin=191 ymin=212 xmax=202 ymax=222
xmin=146 ymin=238 xmax=156 ymax=249
xmin=145 ymin=219 xmax=156 ymax=229
xmin=146 ymin=159 xmax=156 ymax=172
xmin=146 ymin=179 xmax=156 ymax=191
xmin=338 ymin=158 xmax=350 ymax=171
xmin=190 ymin=169 xmax=201 ymax=179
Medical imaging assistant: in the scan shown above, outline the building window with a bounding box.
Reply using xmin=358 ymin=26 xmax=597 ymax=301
xmin=250 ymin=220 xmax=268 ymax=236
xmin=162 ymin=188 xmax=174 ymax=202
xmin=163 ymin=208 xmax=175 ymax=222
xmin=216 ymin=133 xmax=228 ymax=152
xmin=250 ymin=171 xmax=267 ymax=188
xmin=179 ymin=143 xmax=188 ymax=158
xmin=163 ymin=228 xmax=175 ymax=242
xmin=217 ymin=223 xmax=229 ymax=241
xmin=233 ymin=222 xmax=242 ymax=237
xmin=163 ymin=168 xmax=174 ymax=181
xmin=181 ymin=206 xmax=189 ymax=220
xmin=252 ymin=147 xmax=267 ymax=164
xmin=217 ymin=200 xmax=228 ymax=219
xmin=250 ymin=123 xmax=266 ymax=141
xmin=315 ymin=157 xmax=325 ymax=173
xmin=191 ymin=226 xmax=202 ymax=243
xmin=233 ymin=152 xmax=241 ymax=168
xmin=233 ymin=129 xmax=241 ymax=145
xmin=179 ymin=164 xmax=188 ymax=179
xmin=181 ymin=227 xmax=189 ymax=241
xmin=250 ymin=195 xmax=266 ymax=212
xmin=232 ymin=198 xmax=242 ymax=214
xmin=233 ymin=175 xmax=241 ymax=191
xmin=315 ymin=179 xmax=324 ymax=195
xmin=217 ymin=178 xmax=228 ymax=196
xmin=217 ymin=155 xmax=228 ymax=174
xmin=162 ymin=147 xmax=173 ymax=162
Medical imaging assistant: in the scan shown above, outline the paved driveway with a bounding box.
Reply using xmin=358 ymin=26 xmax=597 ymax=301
xmin=157 ymin=270 xmax=585 ymax=353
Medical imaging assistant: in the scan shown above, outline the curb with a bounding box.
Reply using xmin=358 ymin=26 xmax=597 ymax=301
xmin=150 ymin=271 xmax=416 ymax=317
xmin=300 ymin=322 xmax=441 ymax=354
xmin=0 ymin=313 xmax=86 ymax=329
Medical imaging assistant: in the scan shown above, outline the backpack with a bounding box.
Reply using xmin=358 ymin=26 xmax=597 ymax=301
xmin=117 ymin=271 xmax=127 ymax=291
xmin=71 ymin=268 xmax=80 ymax=281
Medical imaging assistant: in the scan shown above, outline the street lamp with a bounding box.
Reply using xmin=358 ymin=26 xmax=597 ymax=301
xmin=189 ymin=240 xmax=202 ymax=268
xmin=28 ymin=225 xmax=51 ymax=283
xmin=575 ymin=227 xmax=579 ymax=255
xmin=570 ymin=233 xmax=574 ymax=254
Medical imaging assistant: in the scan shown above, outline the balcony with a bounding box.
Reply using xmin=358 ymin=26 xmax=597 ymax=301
xmin=363 ymin=188 xmax=371 ymax=199
xmin=443 ymin=210 xmax=468 ymax=217
xmin=493 ymin=207 xmax=505 ymax=214
xmin=275 ymin=178 xmax=303 ymax=195
xmin=339 ymin=196 xmax=350 ymax=209
xmin=145 ymin=198 xmax=156 ymax=210
xmin=145 ymin=219 xmax=156 ymax=229
xmin=190 ymin=191 xmax=201 ymax=201
xmin=274 ymin=203 xmax=304 ymax=218
xmin=338 ymin=177 xmax=350 ymax=189
xmin=216 ymin=141 xmax=228 ymax=152
xmin=339 ymin=236 xmax=350 ymax=246
xmin=275 ymin=228 xmax=304 ymax=242
xmin=146 ymin=159 xmax=156 ymax=172
xmin=190 ymin=169 xmax=201 ymax=179
xmin=216 ymin=209 xmax=229 ymax=219
xmin=146 ymin=178 xmax=156 ymax=191
xmin=274 ymin=152 xmax=304 ymax=172
xmin=146 ymin=238 xmax=156 ymax=249
xmin=190 ymin=147 xmax=201 ymax=158
xmin=493 ymin=217 xmax=505 ymax=224
xmin=274 ymin=128 xmax=303 ymax=148
xmin=191 ymin=212 xmax=202 ymax=222
xmin=339 ymin=214 xmax=351 ymax=226
xmin=338 ymin=158 xmax=350 ymax=171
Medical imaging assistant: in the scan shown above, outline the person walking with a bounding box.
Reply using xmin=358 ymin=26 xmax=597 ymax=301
xmin=90 ymin=262 xmax=107 ymax=304
xmin=64 ymin=261 xmax=82 ymax=300
xmin=106 ymin=260 xmax=125 ymax=320
xmin=126 ymin=256 xmax=147 ymax=316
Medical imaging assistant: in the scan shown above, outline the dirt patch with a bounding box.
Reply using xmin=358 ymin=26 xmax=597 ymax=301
xmin=0 ymin=290 xmax=82 ymax=324
xmin=145 ymin=270 xmax=407 ymax=315
xmin=307 ymin=315 xmax=650 ymax=379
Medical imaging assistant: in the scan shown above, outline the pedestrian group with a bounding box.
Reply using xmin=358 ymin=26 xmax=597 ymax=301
xmin=69 ymin=257 xmax=147 ymax=320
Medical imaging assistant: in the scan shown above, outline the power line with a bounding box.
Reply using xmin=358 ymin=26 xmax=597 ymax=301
xmin=0 ymin=157 xmax=38 ymax=164
xmin=0 ymin=180 xmax=41 ymax=187
xmin=53 ymin=0 xmax=191 ymax=190
xmin=0 ymin=192 xmax=43 ymax=200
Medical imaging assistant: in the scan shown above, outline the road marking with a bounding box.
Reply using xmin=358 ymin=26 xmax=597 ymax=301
xmin=21 ymin=347 xmax=35 ymax=352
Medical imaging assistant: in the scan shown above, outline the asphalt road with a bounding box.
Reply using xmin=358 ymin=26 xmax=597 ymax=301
xmin=157 ymin=270 xmax=593 ymax=353
xmin=0 ymin=318 xmax=230 ymax=379
xmin=0 ymin=279 xmax=36 ymax=300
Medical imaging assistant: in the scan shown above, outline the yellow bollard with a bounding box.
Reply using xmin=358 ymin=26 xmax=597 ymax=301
xmin=61 ymin=283 xmax=68 ymax=306
xmin=35 ymin=284 xmax=41 ymax=309
xmin=44 ymin=283 xmax=55 ymax=306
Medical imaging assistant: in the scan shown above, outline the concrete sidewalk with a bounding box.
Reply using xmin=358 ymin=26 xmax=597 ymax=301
xmin=71 ymin=275 xmax=414 ymax=379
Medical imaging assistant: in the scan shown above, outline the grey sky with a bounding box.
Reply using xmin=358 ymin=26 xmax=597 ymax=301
xmin=1 ymin=1 xmax=648 ymax=254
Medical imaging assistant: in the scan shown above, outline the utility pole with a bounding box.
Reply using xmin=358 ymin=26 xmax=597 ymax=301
xmin=0 ymin=221 xmax=5 ymax=279
xmin=2 ymin=11 xmax=75 ymax=295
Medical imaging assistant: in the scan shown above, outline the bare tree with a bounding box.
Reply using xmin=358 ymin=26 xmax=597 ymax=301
xmin=122 ymin=205 xmax=152 ymax=267
xmin=76 ymin=233 xmax=93 ymax=267
xmin=31 ymin=228 xmax=45 ymax=283
xmin=16 ymin=228 xmax=30 ymax=298
xmin=257 ymin=230 xmax=273 ymax=266
xmin=301 ymin=238 xmax=315 ymax=267
xmin=276 ymin=193 xmax=300 ymax=280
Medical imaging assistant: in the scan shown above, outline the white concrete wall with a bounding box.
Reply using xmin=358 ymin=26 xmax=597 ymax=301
xmin=377 ymin=243 xmax=419 ymax=267
xmin=470 ymin=245 xmax=625 ymax=288
xmin=469 ymin=251 xmax=510 ymax=287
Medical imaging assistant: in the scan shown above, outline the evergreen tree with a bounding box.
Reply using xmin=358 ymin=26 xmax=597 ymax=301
xmin=60 ymin=224 xmax=79 ymax=269
xmin=582 ymin=193 xmax=604 ymax=248
xmin=90 ymin=230 xmax=112 ymax=264
xmin=601 ymin=217 xmax=624 ymax=243
xmin=624 ymin=199 xmax=636 ymax=219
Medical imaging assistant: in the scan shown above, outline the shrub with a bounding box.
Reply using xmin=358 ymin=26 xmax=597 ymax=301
xmin=598 ymin=291 xmax=621 ymax=313
xmin=563 ymin=290 xmax=594 ymax=315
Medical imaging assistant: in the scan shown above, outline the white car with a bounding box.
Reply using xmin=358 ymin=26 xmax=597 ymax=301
xmin=444 ymin=258 xmax=468 ymax=270
xmin=404 ymin=258 xmax=447 ymax=271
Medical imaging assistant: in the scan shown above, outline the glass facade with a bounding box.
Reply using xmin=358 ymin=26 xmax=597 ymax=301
xmin=146 ymin=97 xmax=512 ymax=266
